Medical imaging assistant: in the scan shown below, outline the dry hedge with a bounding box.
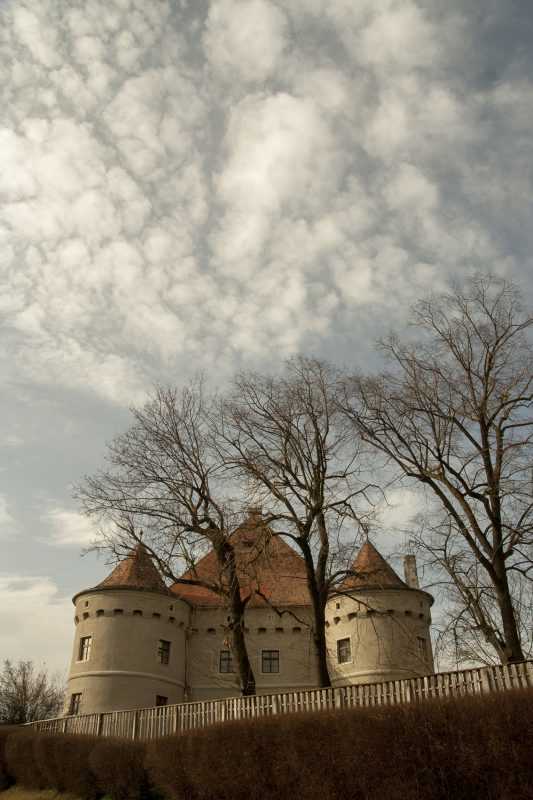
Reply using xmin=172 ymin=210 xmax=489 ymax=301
xmin=146 ymin=688 xmax=533 ymax=800
xmin=2 ymin=689 xmax=533 ymax=800
xmin=0 ymin=725 xmax=19 ymax=790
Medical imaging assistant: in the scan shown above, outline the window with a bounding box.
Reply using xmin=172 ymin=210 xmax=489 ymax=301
xmin=337 ymin=637 xmax=351 ymax=664
xmin=262 ymin=650 xmax=279 ymax=674
xmin=96 ymin=609 xmax=104 ymax=617
xmin=417 ymin=637 xmax=426 ymax=658
xmin=155 ymin=695 xmax=168 ymax=707
xmin=82 ymin=612 xmax=89 ymax=620
xmin=113 ymin=609 xmax=124 ymax=616
xmin=158 ymin=639 xmax=171 ymax=665
xmin=219 ymin=650 xmax=234 ymax=673
xmin=69 ymin=693 xmax=82 ymax=715
xmin=133 ymin=609 xmax=143 ymax=616
xmin=78 ymin=636 xmax=92 ymax=662
xmin=153 ymin=612 xmax=161 ymax=619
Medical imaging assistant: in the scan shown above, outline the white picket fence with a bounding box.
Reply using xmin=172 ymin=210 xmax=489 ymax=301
xmin=28 ymin=660 xmax=533 ymax=741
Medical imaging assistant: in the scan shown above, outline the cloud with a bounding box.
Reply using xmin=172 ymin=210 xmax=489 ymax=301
xmin=0 ymin=495 xmax=16 ymax=536
xmin=0 ymin=0 xmax=531 ymax=413
xmin=43 ymin=508 xmax=98 ymax=548
xmin=204 ymin=0 xmax=289 ymax=84
xmin=0 ymin=575 xmax=73 ymax=674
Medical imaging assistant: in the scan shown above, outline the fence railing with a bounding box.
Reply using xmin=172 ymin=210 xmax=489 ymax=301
xmin=28 ymin=660 xmax=533 ymax=741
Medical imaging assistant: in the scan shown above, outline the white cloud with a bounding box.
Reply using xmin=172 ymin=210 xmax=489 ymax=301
xmin=0 ymin=575 xmax=72 ymax=674
xmin=378 ymin=488 xmax=428 ymax=535
xmin=0 ymin=495 xmax=15 ymax=536
xmin=204 ymin=0 xmax=288 ymax=84
xmin=43 ymin=508 xmax=98 ymax=548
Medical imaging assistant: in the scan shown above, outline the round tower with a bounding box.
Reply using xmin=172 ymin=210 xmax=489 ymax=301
xmin=326 ymin=542 xmax=434 ymax=686
xmin=65 ymin=544 xmax=189 ymax=716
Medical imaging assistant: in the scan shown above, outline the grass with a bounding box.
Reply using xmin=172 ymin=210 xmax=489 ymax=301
xmin=0 ymin=790 xmax=81 ymax=800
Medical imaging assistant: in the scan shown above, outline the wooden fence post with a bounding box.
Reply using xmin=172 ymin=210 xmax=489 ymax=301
xmin=132 ymin=711 xmax=139 ymax=740
xmin=96 ymin=713 xmax=104 ymax=737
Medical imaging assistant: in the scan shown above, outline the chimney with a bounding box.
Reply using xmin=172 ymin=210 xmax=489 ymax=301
xmin=403 ymin=555 xmax=420 ymax=589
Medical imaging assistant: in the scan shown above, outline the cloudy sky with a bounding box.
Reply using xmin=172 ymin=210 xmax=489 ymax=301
xmin=1 ymin=0 xmax=533 ymax=675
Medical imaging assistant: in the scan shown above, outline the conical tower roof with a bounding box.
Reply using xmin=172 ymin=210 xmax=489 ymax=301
xmin=95 ymin=543 xmax=172 ymax=596
xmin=341 ymin=540 xmax=408 ymax=591
xmin=171 ymin=511 xmax=311 ymax=607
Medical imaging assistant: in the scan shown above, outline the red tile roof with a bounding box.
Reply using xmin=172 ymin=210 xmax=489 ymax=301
xmin=97 ymin=543 xmax=172 ymax=596
xmin=341 ymin=540 xmax=407 ymax=591
xmin=171 ymin=515 xmax=311 ymax=608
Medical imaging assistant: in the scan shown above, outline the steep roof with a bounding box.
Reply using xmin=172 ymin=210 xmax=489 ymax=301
xmin=96 ymin=543 xmax=172 ymax=596
xmin=341 ymin=540 xmax=408 ymax=591
xmin=171 ymin=514 xmax=311 ymax=607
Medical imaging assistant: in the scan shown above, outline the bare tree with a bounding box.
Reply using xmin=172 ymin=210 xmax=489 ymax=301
xmin=218 ymin=357 xmax=376 ymax=686
xmin=0 ymin=660 xmax=64 ymax=724
xmin=75 ymin=382 xmax=258 ymax=695
xmin=410 ymin=514 xmax=533 ymax=667
xmin=342 ymin=276 xmax=533 ymax=664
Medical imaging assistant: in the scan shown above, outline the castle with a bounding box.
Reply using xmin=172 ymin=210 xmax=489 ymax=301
xmin=66 ymin=512 xmax=434 ymax=715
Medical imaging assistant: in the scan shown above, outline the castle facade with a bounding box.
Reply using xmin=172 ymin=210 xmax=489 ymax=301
xmin=66 ymin=514 xmax=434 ymax=715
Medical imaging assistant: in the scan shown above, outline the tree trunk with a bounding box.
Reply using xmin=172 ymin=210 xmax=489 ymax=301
xmin=229 ymin=591 xmax=255 ymax=696
xmin=494 ymin=560 xmax=525 ymax=663
xmin=218 ymin=540 xmax=256 ymax=695
xmin=300 ymin=542 xmax=331 ymax=686
xmin=312 ymin=597 xmax=331 ymax=687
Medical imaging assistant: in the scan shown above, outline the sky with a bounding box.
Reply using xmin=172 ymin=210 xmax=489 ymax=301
xmin=1 ymin=0 xmax=533 ymax=676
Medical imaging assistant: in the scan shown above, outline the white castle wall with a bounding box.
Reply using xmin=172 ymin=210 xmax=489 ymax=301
xmin=66 ymin=579 xmax=434 ymax=713
xmin=187 ymin=604 xmax=319 ymax=701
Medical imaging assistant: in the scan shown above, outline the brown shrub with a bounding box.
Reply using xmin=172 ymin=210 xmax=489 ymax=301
xmin=90 ymin=738 xmax=154 ymax=800
xmin=4 ymin=730 xmax=44 ymax=789
xmin=5 ymin=729 xmax=101 ymax=799
xmin=147 ymin=689 xmax=533 ymax=800
xmin=0 ymin=726 xmax=19 ymax=789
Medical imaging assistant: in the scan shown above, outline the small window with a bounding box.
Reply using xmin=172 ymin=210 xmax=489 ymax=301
xmin=158 ymin=639 xmax=171 ymax=665
xmin=74 ymin=616 xmax=79 ymax=625
xmin=82 ymin=612 xmax=89 ymax=620
xmin=337 ymin=637 xmax=351 ymax=664
xmin=96 ymin=609 xmax=104 ymax=617
xmin=84 ymin=601 xmax=89 ymax=608
xmin=69 ymin=693 xmax=82 ymax=715
xmin=405 ymin=610 xmax=412 ymax=617
xmin=275 ymin=627 xmax=284 ymax=633
xmin=292 ymin=626 xmax=301 ymax=633
xmin=333 ymin=616 xmax=341 ymax=624
xmin=169 ymin=616 xmax=175 ymax=623
xmin=258 ymin=627 xmax=267 ymax=634
xmin=133 ymin=610 xmax=143 ymax=617
xmin=417 ymin=637 xmax=427 ymax=658
xmin=153 ymin=612 xmax=161 ymax=619
xmin=155 ymin=695 xmax=168 ymax=707
xmin=207 ymin=627 xmax=216 ymax=633
xmin=262 ymin=650 xmax=279 ymax=674
xmin=336 ymin=602 xmax=341 ymax=609
xmin=219 ymin=650 xmax=234 ymax=673
xmin=114 ymin=609 xmax=124 ymax=616
xmin=78 ymin=636 xmax=92 ymax=662
xmin=169 ymin=605 xmax=174 ymax=611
